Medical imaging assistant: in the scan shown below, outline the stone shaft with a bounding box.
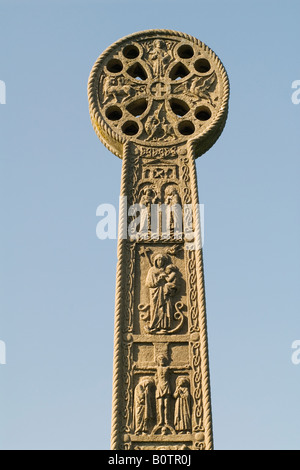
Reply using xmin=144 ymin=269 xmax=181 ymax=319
xmin=111 ymin=141 xmax=212 ymax=450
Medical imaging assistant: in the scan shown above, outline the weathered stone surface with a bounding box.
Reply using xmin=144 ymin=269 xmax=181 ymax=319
xmin=88 ymin=29 xmax=229 ymax=450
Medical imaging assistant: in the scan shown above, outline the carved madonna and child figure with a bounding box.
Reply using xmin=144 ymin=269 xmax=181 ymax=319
xmin=138 ymin=252 xmax=184 ymax=335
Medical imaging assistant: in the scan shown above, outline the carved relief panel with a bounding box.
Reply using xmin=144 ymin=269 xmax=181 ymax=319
xmin=121 ymin=240 xmax=206 ymax=450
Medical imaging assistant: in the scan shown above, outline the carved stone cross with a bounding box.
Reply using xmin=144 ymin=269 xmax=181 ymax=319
xmin=88 ymin=29 xmax=229 ymax=450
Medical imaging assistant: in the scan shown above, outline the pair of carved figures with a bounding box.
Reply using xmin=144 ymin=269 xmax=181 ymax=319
xmin=138 ymin=185 xmax=182 ymax=238
xmin=134 ymin=355 xmax=191 ymax=436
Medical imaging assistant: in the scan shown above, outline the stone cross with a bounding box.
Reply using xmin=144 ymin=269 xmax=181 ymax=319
xmin=88 ymin=29 xmax=229 ymax=451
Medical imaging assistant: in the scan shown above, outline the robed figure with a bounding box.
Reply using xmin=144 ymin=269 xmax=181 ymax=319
xmin=173 ymin=377 xmax=191 ymax=433
xmin=134 ymin=377 xmax=154 ymax=434
xmin=145 ymin=254 xmax=178 ymax=333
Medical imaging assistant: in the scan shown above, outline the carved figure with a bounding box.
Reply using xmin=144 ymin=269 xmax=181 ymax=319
xmin=164 ymin=186 xmax=182 ymax=235
xmin=139 ymin=187 xmax=157 ymax=234
xmin=134 ymin=377 xmax=154 ymax=434
xmin=145 ymin=254 xmax=178 ymax=333
xmin=174 ymin=377 xmax=191 ymax=433
xmin=148 ymin=40 xmax=170 ymax=78
xmin=165 ymin=186 xmax=181 ymax=205
xmin=145 ymin=103 xmax=164 ymax=141
xmin=153 ymin=354 xmax=174 ymax=434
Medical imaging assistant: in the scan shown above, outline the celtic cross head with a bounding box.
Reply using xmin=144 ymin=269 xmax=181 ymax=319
xmin=88 ymin=29 xmax=229 ymax=159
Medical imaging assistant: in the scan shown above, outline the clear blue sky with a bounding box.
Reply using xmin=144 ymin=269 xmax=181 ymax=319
xmin=0 ymin=0 xmax=299 ymax=450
